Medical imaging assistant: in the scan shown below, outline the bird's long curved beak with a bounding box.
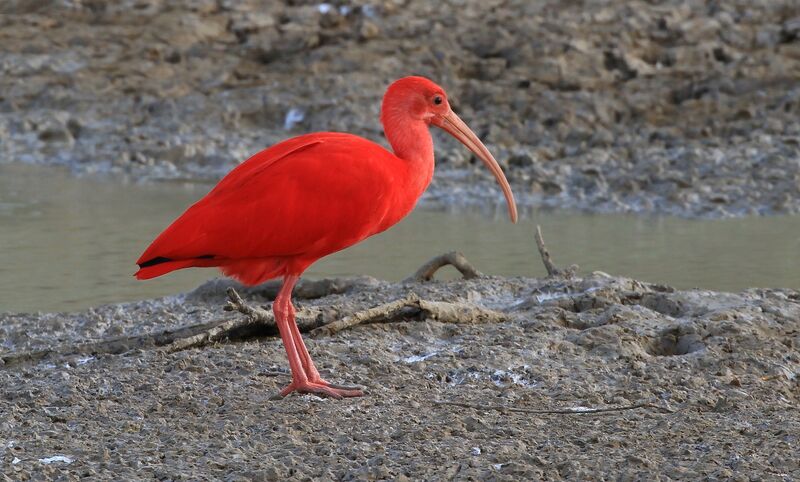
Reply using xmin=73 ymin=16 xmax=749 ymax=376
xmin=432 ymin=110 xmax=518 ymax=223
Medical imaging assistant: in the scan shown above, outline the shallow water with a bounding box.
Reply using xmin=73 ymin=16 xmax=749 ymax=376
xmin=1 ymin=163 xmax=798 ymax=313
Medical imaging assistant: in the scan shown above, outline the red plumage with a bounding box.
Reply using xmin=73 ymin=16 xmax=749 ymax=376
xmin=136 ymin=77 xmax=516 ymax=399
xmin=136 ymin=132 xmax=424 ymax=285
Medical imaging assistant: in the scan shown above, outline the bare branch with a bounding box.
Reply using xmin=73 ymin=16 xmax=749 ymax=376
xmin=535 ymin=225 xmax=578 ymax=278
xmin=418 ymin=299 xmax=507 ymax=324
xmin=310 ymin=294 xmax=421 ymax=337
xmin=310 ymin=294 xmax=507 ymax=337
xmin=164 ymin=317 xmax=262 ymax=353
xmin=535 ymin=225 xmax=559 ymax=276
xmin=406 ymin=251 xmax=482 ymax=283
xmin=223 ymin=287 xmax=272 ymax=322
xmin=223 ymin=287 xmax=320 ymax=332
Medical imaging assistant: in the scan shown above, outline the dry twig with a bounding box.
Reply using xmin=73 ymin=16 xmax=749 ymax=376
xmin=405 ymin=251 xmax=482 ymax=282
xmin=535 ymin=225 xmax=578 ymax=277
xmin=309 ymin=294 xmax=419 ymax=337
xmin=310 ymin=293 xmax=507 ymax=337
xmin=223 ymin=287 xmax=321 ymax=332
xmin=432 ymin=400 xmax=674 ymax=415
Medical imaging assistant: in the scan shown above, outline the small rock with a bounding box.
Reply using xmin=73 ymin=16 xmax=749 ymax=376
xmin=359 ymin=21 xmax=380 ymax=41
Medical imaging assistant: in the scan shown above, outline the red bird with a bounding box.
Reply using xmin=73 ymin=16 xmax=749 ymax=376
xmin=136 ymin=76 xmax=517 ymax=398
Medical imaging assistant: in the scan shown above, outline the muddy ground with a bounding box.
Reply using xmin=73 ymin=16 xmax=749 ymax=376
xmin=1 ymin=0 xmax=799 ymax=217
xmin=1 ymin=270 xmax=799 ymax=480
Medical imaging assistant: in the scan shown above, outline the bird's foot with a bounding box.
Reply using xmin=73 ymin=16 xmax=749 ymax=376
xmin=311 ymin=377 xmax=365 ymax=392
xmin=274 ymin=380 xmax=364 ymax=400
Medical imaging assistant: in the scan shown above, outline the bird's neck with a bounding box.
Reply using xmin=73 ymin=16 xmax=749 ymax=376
xmin=384 ymin=118 xmax=435 ymax=193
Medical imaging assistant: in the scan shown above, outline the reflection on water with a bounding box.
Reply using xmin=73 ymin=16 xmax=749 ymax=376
xmin=1 ymin=163 xmax=799 ymax=313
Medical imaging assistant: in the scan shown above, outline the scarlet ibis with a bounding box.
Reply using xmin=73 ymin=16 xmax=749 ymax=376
xmin=136 ymin=76 xmax=517 ymax=399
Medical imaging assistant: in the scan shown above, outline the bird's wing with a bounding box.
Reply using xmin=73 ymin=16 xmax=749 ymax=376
xmin=137 ymin=133 xmax=404 ymax=269
xmin=206 ymin=137 xmax=324 ymax=196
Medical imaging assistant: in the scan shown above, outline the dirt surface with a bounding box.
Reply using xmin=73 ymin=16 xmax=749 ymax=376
xmin=1 ymin=271 xmax=799 ymax=480
xmin=1 ymin=0 xmax=799 ymax=217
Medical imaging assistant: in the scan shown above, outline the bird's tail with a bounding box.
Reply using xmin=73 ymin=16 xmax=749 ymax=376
xmin=135 ymin=256 xmax=285 ymax=286
xmin=134 ymin=257 xmax=219 ymax=280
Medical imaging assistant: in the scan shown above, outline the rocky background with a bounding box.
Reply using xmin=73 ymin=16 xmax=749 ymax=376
xmin=1 ymin=0 xmax=799 ymax=217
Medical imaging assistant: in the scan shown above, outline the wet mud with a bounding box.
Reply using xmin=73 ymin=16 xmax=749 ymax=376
xmin=1 ymin=272 xmax=798 ymax=479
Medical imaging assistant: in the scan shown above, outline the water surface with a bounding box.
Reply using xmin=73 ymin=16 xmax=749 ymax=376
xmin=1 ymin=163 xmax=798 ymax=313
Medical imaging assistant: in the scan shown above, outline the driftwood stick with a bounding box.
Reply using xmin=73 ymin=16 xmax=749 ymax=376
xmin=165 ymin=287 xmax=283 ymax=352
xmin=418 ymin=299 xmax=507 ymax=324
xmin=164 ymin=317 xmax=264 ymax=353
xmin=406 ymin=251 xmax=482 ymax=282
xmin=309 ymin=294 xmax=421 ymax=338
xmin=223 ymin=287 xmax=321 ymax=333
xmin=534 ymin=225 xmax=578 ymax=278
xmin=535 ymin=225 xmax=560 ymax=276
xmin=223 ymin=287 xmax=272 ymax=322
xmin=310 ymin=294 xmax=507 ymax=337
xmin=432 ymin=400 xmax=674 ymax=415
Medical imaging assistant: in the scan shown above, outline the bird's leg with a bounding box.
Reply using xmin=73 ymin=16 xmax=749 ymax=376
xmin=272 ymin=276 xmax=309 ymax=388
xmin=274 ymin=275 xmax=363 ymax=399
xmin=285 ymin=301 xmax=321 ymax=380
xmin=286 ymin=302 xmax=363 ymax=392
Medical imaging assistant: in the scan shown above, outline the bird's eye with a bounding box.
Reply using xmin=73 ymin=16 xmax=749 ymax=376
xmin=433 ymin=96 xmax=443 ymax=105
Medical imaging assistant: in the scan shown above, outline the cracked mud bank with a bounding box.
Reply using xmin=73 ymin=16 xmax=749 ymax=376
xmin=1 ymin=0 xmax=799 ymax=217
xmin=1 ymin=273 xmax=798 ymax=479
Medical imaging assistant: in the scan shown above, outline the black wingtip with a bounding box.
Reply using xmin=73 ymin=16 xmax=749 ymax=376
xmin=138 ymin=254 xmax=216 ymax=268
xmin=137 ymin=256 xmax=173 ymax=268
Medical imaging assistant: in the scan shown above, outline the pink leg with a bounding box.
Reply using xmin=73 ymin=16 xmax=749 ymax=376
xmin=286 ymin=301 xmax=322 ymax=381
xmin=274 ymin=275 xmax=363 ymax=399
xmin=286 ymin=303 xmax=363 ymax=392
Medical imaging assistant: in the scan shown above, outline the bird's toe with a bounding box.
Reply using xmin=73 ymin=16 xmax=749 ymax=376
xmin=276 ymin=381 xmax=364 ymax=400
xmin=313 ymin=378 xmax=365 ymax=392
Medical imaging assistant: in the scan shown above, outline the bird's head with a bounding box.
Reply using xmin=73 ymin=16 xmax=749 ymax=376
xmin=381 ymin=76 xmax=518 ymax=223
